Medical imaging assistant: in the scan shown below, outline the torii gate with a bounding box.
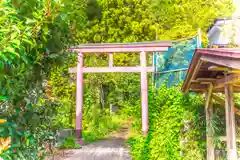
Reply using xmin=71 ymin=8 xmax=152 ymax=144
xmin=68 ymin=41 xmax=172 ymax=140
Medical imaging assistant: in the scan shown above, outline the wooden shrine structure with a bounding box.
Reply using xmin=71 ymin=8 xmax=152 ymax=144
xmin=182 ymin=48 xmax=240 ymax=160
xmin=68 ymin=41 xmax=172 ymax=139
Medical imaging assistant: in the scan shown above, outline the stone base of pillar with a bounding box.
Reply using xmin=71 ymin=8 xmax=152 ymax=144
xmin=76 ymin=138 xmax=86 ymax=146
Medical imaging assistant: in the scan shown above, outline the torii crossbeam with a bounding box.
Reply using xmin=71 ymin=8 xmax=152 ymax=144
xmin=68 ymin=41 xmax=172 ymax=140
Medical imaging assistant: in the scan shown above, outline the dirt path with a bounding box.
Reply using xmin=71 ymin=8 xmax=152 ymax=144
xmin=49 ymin=125 xmax=132 ymax=160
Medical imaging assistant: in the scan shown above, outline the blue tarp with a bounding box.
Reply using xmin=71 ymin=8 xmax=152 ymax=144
xmin=153 ymin=36 xmax=200 ymax=87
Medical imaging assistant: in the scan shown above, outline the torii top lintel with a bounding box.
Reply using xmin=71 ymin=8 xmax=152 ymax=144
xmin=69 ymin=41 xmax=172 ymax=53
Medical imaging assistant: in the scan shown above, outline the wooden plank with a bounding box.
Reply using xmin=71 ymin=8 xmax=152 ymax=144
xmin=76 ymin=52 xmax=84 ymax=139
xmin=189 ymin=83 xmax=240 ymax=93
xmin=190 ymin=83 xmax=208 ymax=90
xmin=229 ymin=70 xmax=240 ymax=74
xmin=214 ymin=74 xmax=240 ymax=89
xmin=197 ymin=48 xmax=240 ymax=58
xmin=71 ymin=41 xmax=172 ymax=49
xmin=224 ymin=84 xmax=237 ymax=160
xmin=184 ymin=60 xmax=203 ymax=93
xmin=70 ymin=47 xmax=169 ymax=53
xmin=182 ymin=49 xmax=202 ymax=93
xmin=201 ymin=54 xmax=240 ymax=70
xmin=69 ymin=67 xmax=154 ymax=73
xmin=212 ymin=94 xmax=240 ymax=116
xmin=233 ymin=84 xmax=240 ymax=88
xmin=208 ymin=66 xmax=229 ymax=71
xmin=190 ymin=87 xmax=240 ymax=93
xmin=205 ymin=83 xmax=214 ymax=160
xmin=195 ymin=78 xmax=217 ymax=82
xmin=209 ymin=66 xmax=240 ymax=74
xmin=205 ymin=84 xmax=213 ymax=108
xmin=140 ymin=51 xmax=148 ymax=136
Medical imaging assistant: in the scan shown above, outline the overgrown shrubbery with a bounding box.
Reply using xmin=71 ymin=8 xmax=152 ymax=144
xmin=0 ymin=0 xmax=86 ymax=159
xmin=127 ymin=86 xmax=206 ymax=160
xmin=59 ymin=136 xmax=81 ymax=149
xmin=83 ymin=108 xmax=125 ymax=143
xmin=0 ymin=0 xmax=233 ymax=159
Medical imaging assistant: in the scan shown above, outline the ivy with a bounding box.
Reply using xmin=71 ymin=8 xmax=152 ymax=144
xmin=127 ymin=86 xmax=206 ymax=160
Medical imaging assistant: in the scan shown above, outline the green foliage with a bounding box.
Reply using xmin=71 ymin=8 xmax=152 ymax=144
xmin=0 ymin=0 xmax=86 ymax=159
xmin=60 ymin=136 xmax=81 ymax=149
xmin=151 ymin=0 xmax=233 ymax=40
xmin=82 ymin=106 xmax=124 ymax=143
xmin=0 ymin=0 xmax=230 ymax=159
xmin=127 ymin=86 xmax=205 ymax=160
xmin=48 ymin=1 xmax=233 ymax=160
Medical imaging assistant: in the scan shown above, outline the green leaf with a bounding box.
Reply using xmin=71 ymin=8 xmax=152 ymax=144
xmin=5 ymin=47 xmax=19 ymax=58
xmin=43 ymin=26 xmax=49 ymax=35
xmin=12 ymin=25 xmax=20 ymax=34
xmin=0 ymin=29 xmax=10 ymax=32
xmin=22 ymin=38 xmax=33 ymax=46
xmin=25 ymin=18 xmax=37 ymax=24
xmin=0 ymin=52 xmax=8 ymax=62
xmin=17 ymin=151 xmax=25 ymax=159
xmin=0 ymin=96 xmax=8 ymax=100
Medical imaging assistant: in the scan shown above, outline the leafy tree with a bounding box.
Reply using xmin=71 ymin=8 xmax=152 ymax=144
xmin=151 ymin=0 xmax=233 ymax=39
xmin=6 ymin=0 xmax=231 ymax=159
xmin=0 ymin=0 xmax=86 ymax=159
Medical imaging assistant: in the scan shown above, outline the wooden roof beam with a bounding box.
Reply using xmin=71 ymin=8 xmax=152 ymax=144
xmin=200 ymin=54 xmax=240 ymax=70
xmin=191 ymin=78 xmax=217 ymax=83
xmin=183 ymin=60 xmax=203 ymax=93
xmin=212 ymin=94 xmax=240 ymax=116
xmin=208 ymin=66 xmax=240 ymax=74
xmin=213 ymin=74 xmax=240 ymax=89
xmin=190 ymin=83 xmax=240 ymax=93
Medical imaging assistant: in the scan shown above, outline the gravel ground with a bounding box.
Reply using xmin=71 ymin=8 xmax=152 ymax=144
xmin=61 ymin=138 xmax=131 ymax=160
xmin=47 ymin=125 xmax=132 ymax=160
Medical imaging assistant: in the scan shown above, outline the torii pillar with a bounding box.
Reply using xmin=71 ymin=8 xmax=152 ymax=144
xmin=76 ymin=52 xmax=84 ymax=139
xmin=140 ymin=51 xmax=148 ymax=136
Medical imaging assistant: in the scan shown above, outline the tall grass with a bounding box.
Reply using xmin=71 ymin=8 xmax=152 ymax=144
xmin=82 ymin=106 xmax=127 ymax=143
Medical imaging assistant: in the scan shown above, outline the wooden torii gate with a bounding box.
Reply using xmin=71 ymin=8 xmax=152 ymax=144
xmin=69 ymin=41 xmax=172 ymax=140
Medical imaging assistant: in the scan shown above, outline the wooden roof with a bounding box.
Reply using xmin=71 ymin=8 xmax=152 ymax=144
xmin=182 ymin=48 xmax=240 ymax=93
xmin=69 ymin=41 xmax=172 ymax=53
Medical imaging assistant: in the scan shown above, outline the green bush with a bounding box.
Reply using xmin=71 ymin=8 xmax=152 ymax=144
xmin=60 ymin=136 xmax=81 ymax=149
xmin=127 ymin=86 xmax=206 ymax=160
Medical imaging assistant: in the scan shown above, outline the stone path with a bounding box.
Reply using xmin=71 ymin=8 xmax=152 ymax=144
xmin=48 ymin=125 xmax=132 ymax=160
xmin=62 ymin=138 xmax=131 ymax=160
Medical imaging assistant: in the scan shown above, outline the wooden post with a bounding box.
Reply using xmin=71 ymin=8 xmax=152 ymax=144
xmin=225 ymin=84 xmax=237 ymax=160
xmin=76 ymin=52 xmax=84 ymax=139
xmin=109 ymin=53 xmax=113 ymax=67
xmin=205 ymin=84 xmax=215 ymax=160
xmin=140 ymin=51 xmax=148 ymax=136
